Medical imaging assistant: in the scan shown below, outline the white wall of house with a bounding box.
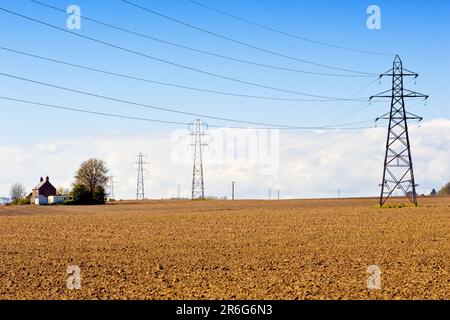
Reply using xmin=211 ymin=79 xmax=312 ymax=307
xmin=48 ymin=195 xmax=71 ymax=204
xmin=34 ymin=196 xmax=48 ymax=205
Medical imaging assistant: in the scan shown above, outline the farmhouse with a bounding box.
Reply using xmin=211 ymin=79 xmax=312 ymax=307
xmin=32 ymin=176 xmax=56 ymax=205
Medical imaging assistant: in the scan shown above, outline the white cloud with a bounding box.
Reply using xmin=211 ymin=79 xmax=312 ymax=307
xmin=0 ymin=119 xmax=449 ymax=199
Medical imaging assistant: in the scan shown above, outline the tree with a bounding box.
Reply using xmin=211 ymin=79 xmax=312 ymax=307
xmin=94 ymin=185 xmax=106 ymax=204
xmin=10 ymin=183 xmax=26 ymax=203
xmin=75 ymin=159 xmax=109 ymax=197
xmin=70 ymin=183 xmax=92 ymax=204
xmin=57 ymin=186 xmax=70 ymax=196
xmin=438 ymin=182 xmax=450 ymax=196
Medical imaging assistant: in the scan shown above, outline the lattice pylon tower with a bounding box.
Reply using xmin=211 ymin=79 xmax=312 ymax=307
xmin=370 ymin=55 xmax=428 ymax=206
xmin=108 ymin=175 xmax=116 ymax=200
xmin=135 ymin=153 xmax=147 ymax=200
xmin=190 ymin=119 xmax=208 ymax=200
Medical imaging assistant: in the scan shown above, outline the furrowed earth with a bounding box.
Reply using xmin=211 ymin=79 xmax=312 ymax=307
xmin=0 ymin=197 xmax=448 ymax=300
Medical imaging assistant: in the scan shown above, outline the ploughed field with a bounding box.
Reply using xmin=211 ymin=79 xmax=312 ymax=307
xmin=0 ymin=197 xmax=448 ymax=300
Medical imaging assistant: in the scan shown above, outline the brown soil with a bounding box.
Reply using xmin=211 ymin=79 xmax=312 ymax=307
xmin=0 ymin=197 xmax=448 ymax=300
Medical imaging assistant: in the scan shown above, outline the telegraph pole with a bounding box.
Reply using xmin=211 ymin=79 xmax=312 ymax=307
xmin=135 ymin=153 xmax=147 ymax=200
xmin=370 ymin=55 xmax=428 ymax=206
xmin=232 ymin=181 xmax=235 ymax=200
xmin=190 ymin=119 xmax=208 ymax=200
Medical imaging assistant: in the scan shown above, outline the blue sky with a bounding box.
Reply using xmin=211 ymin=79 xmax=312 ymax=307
xmin=0 ymin=0 xmax=449 ymax=199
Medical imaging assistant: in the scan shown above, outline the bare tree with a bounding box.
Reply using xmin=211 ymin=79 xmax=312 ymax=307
xmin=75 ymin=159 xmax=109 ymax=196
xmin=56 ymin=187 xmax=70 ymax=196
xmin=10 ymin=183 xmax=26 ymax=202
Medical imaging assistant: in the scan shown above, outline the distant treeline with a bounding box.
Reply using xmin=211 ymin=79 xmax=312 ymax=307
xmin=438 ymin=181 xmax=450 ymax=196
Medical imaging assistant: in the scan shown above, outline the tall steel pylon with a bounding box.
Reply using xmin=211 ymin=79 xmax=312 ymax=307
xmin=134 ymin=153 xmax=147 ymax=200
xmin=190 ymin=119 xmax=208 ymax=200
xmin=370 ymin=55 xmax=428 ymax=206
xmin=108 ymin=175 xmax=116 ymax=200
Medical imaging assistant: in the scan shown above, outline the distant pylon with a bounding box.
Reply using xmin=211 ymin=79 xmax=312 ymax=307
xmin=190 ymin=119 xmax=208 ymax=200
xmin=108 ymin=175 xmax=116 ymax=200
xmin=370 ymin=55 xmax=428 ymax=206
xmin=134 ymin=153 xmax=147 ymax=200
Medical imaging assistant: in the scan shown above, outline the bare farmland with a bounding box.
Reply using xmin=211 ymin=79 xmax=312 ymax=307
xmin=0 ymin=197 xmax=448 ymax=299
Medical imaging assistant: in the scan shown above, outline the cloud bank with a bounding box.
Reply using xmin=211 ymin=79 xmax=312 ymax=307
xmin=0 ymin=119 xmax=448 ymax=200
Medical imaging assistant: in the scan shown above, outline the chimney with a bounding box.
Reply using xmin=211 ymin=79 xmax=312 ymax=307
xmin=46 ymin=176 xmax=49 ymax=182
xmin=40 ymin=177 xmax=43 ymax=182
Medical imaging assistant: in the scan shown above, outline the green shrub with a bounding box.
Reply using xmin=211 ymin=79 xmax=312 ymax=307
xmin=13 ymin=198 xmax=30 ymax=205
xmin=70 ymin=184 xmax=106 ymax=205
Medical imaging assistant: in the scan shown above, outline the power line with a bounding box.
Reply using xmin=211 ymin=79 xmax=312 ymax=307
xmin=0 ymin=46 xmax=367 ymax=103
xmin=298 ymin=78 xmax=379 ymax=125
xmin=320 ymin=78 xmax=419 ymax=127
xmin=325 ymin=119 xmax=374 ymax=127
xmin=0 ymin=71 xmax=372 ymax=129
xmin=0 ymin=95 xmax=189 ymax=125
xmin=187 ymin=0 xmax=393 ymax=57
xmin=304 ymin=130 xmax=384 ymax=161
xmin=0 ymin=71 xmax=303 ymax=128
xmin=122 ymin=0 xmax=378 ymax=75
xmin=0 ymin=7 xmax=370 ymax=101
xmin=325 ymin=102 xmax=373 ymax=127
xmin=0 ymin=95 xmax=374 ymax=131
xmin=208 ymin=120 xmax=375 ymax=130
xmin=29 ymin=0 xmax=376 ymax=78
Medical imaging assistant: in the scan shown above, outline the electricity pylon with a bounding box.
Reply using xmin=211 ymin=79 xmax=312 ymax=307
xmin=134 ymin=153 xmax=148 ymax=200
xmin=190 ymin=119 xmax=208 ymax=200
xmin=370 ymin=55 xmax=428 ymax=206
xmin=108 ymin=175 xmax=116 ymax=200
